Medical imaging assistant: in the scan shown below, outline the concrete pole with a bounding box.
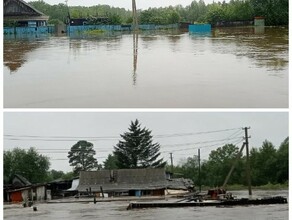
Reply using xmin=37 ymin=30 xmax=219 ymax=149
xmin=244 ymin=127 xmax=252 ymax=195
xmin=132 ymin=0 xmax=138 ymax=31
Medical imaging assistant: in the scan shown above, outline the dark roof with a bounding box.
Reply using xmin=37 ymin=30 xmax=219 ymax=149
xmin=166 ymin=178 xmax=194 ymax=190
xmin=13 ymin=174 xmax=31 ymax=187
xmin=4 ymin=0 xmax=47 ymax=17
xmin=77 ymin=169 xmax=167 ymax=192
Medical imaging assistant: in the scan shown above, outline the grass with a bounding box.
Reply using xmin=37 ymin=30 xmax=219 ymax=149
xmin=80 ymin=29 xmax=105 ymax=35
xmin=200 ymin=182 xmax=288 ymax=191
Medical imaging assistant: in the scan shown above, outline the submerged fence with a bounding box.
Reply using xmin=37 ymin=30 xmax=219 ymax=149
xmin=189 ymin=24 xmax=211 ymax=33
xmin=67 ymin=24 xmax=179 ymax=33
xmin=4 ymin=26 xmax=54 ymax=35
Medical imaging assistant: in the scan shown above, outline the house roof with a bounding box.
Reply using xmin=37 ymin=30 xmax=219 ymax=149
xmin=77 ymin=168 xmax=168 ymax=192
xmin=4 ymin=0 xmax=48 ymax=18
xmin=166 ymin=178 xmax=194 ymax=190
xmin=13 ymin=174 xmax=31 ymax=187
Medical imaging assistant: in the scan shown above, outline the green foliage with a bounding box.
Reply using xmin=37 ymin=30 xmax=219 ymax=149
xmin=275 ymin=138 xmax=288 ymax=183
xmin=114 ymin=119 xmax=166 ymax=169
xmin=108 ymin=14 xmax=122 ymax=25
xmin=167 ymin=156 xmax=200 ymax=184
xmin=140 ymin=7 xmax=180 ymax=25
xmin=103 ymin=154 xmax=119 ymax=170
xmin=4 ymin=147 xmax=50 ymax=184
xmin=167 ymin=137 xmax=288 ymax=188
xmin=48 ymin=19 xmax=64 ymax=25
xmin=250 ymin=0 xmax=288 ymax=25
xmin=29 ymin=1 xmax=131 ymax=25
xmin=250 ymin=140 xmax=277 ymax=185
xmin=205 ymin=3 xmax=226 ymax=24
xmin=83 ymin=29 xmax=105 ymax=36
xmin=28 ymin=0 xmax=288 ymax=26
xmin=46 ymin=170 xmax=77 ymax=181
xmin=203 ymin=144 xmax=245 ymax=186
xmin=186 ymin=0 xmax=208 ymax=23
xmin=48 ymin=169 xmax=65 ymax=181
xmin=29 ymin=1 xmax=69 ymax=24
xmin=68 ymin=140 xmax=99 ymax=174
xmin=61 ymin=171 xmax=77 ymax=180
xmin=250 ymin=138 xmax=289 ymax=185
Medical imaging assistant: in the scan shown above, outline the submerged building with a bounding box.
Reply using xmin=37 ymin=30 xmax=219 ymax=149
xmin=77 ymin=169 xmax=168 ymax=197
xmin=3 ymin=0 xmax=53 ymax=35
xmin=4 ymin=0 xmax=49 ymax=27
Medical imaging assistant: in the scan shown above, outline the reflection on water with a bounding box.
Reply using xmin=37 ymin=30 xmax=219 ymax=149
xmin=133 ymin=32 xmax=138 ymax=85
xmin=210 ymin=27 xmax=288 ymax=73
xmin=3 ymin=27 xmax=288 ymax=108
xmin=4 ymin=37 xmax=43 ymax=73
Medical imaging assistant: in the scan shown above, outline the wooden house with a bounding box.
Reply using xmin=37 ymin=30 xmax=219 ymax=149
xmin=5 ymin=174 xmax=47 ymax=203
xmin=4 ymin=0 xmax=49 ymax=27
xmin=77 ymin=168 xmax=168 ymax=197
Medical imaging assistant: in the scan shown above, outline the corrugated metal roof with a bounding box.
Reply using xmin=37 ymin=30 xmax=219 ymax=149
xmin=77 ymin=168 xmax=168 ymax=192
xmin=67 ymin=179 xmax=79 ymax=191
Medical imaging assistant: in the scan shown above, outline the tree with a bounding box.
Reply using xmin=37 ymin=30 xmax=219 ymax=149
xmin=175 ymin=156 xmax=200 ymax=184
xmin=68 ymin=140 xmax=99 ymax=174
xmin=250 ymin=0 xmax=288 ymax=25
xmin=48 ymin=169 xmax=65 ymax=181
xmin=275 ymin=137 xmax=288 ymax=183
xmin=113 ymin=119 xmax=166 ymax=169
xmin=250 ymin=140 xmax=278 ymax=185
xmin=103 ymin=154 xmax=118 ymax=170
xmin=4 ymin=147 xmax=50 ymax=184
xmin=203 ymin=144 xmax=244 ymax=186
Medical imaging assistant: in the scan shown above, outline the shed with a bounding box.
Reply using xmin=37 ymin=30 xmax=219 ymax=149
xmin=5 ymin=174 xmax=47 ymax=203
xmin=6 ymin=184 xmax=47 ymax=203
xmin=46 ymin=178 xmax=73 ymax=199
xmin=254 ymin=17 xmax=265 ymax=26
xmin=4 ymin=0 xmax=49 ymax=27
xmin=77 ymin=168 xmax=168 ymax=197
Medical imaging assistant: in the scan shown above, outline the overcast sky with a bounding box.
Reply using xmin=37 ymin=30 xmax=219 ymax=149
xmin=4 ymin=112 xmax=288 ymax=173
xmin=41 ymin=0 xmax=225 ymax=10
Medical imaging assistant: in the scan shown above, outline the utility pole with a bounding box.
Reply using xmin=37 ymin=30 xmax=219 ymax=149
xmin=222 ymin=142 xmax=246 ymax=188
xmin=244 ymin=127 xmax=252 ymax=196
xmin=170 ymin=153 xmax=174 ymax=174
xmin=198 ymin=148 xmax=201 ymax=192
xmin=132 ymin=0 xmax=138 ymax=31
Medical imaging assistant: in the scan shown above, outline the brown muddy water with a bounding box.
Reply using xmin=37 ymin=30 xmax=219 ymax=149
xmin=4 ymin=190 xmax=288 ymax=220
xmin=3 ymin=27 xmax=288 ymax=108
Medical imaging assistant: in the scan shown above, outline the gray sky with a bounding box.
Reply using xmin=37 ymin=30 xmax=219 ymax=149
xmin=41 ymin=0 xmax=224 ymax=9
xmin=4 ymin=112 xmax=288 ymax=173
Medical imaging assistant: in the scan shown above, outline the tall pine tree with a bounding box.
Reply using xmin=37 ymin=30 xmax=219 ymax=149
xmin=68 ymin=140 xmax=98 ymax=174
xmin=114 ymin=119 xmax=166 ymax=169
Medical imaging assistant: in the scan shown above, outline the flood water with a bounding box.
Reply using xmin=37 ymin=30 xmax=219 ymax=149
xmin=3 ymin=27 xmax=288 ymax=108
xmin=4 ymin=190 xmax=288 ymax=220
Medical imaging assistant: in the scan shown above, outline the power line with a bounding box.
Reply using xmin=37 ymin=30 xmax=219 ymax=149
xmin=4 ymin=127 xmax=242 ymax=141
xmin=161 ymin=137 xmax=244 ymax=154
xmin=7 ymin=136 xmax=243 ymax=153
xmin=160 ymin=136 xmax=243 ymax=148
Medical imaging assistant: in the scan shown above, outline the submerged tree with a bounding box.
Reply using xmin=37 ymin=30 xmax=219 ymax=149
xmin=113 ymin=119 xmax=166 ymax=169
xmin=68 ymin=140 xmax=98 ymax=174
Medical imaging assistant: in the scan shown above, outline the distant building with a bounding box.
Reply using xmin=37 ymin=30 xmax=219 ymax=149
xmin=4 ymin=0 xmax=49 ymax=27
xmin=77 ymin=169 xmax=168 ymax=197
xmin=46 ymin=178 xmax=74 ymax=199
xmin=4 ymin=174 xmax=46 ymax=203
